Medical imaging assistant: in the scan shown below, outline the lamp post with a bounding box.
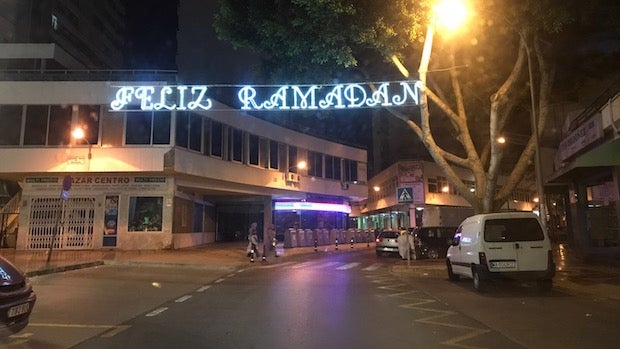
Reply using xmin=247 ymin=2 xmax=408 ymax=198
xmin=71 ymin=127 xmax=92 ymax=171
xmin=521 ymin=40 xmax=547 ymax=231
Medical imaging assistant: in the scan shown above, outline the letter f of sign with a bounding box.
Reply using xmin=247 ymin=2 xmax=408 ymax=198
xmin=110 ymin=87 xmax=135 ymax=111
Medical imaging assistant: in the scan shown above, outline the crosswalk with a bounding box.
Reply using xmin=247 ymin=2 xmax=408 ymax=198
xmin=260 ymin=260 xmax=388 ymax=272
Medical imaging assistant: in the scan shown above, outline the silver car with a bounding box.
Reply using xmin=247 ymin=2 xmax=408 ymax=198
xmin=375 ymin=230 xmax=401 ymax=256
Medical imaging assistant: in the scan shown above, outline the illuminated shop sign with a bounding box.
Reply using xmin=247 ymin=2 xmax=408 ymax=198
xmin=274 ymin=201 xmax=352 ymax=214
xmin=110 ymin=81 xmax=422 ymax=112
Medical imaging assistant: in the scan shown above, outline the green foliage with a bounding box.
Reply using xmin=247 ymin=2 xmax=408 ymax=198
xmin=214 ymin=0 xmax=424 ymax=83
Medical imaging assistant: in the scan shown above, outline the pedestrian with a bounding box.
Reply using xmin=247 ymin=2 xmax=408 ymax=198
xmin=246 ymin=222 xmax=265 ymax=262
xmin=397 ymin=228 xmax=410 ymax=260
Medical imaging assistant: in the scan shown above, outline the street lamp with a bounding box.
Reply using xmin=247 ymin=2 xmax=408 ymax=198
xmin=71 ymin=127 xmax=92 ymax=170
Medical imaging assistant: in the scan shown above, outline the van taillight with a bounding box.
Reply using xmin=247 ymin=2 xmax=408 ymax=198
xmin=478 ymin=252 xmax=488 ymax=267
xmin=375 ymin=237 xmax=381 ymax=243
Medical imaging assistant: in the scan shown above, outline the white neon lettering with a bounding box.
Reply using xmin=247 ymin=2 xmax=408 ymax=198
xmin=110 ymin=81 xmax=421 ymax=112
xmin=238 ymin=86 xmax=260 ymax=110
xmin=262 ymin=86 xmax=289 ymax=110
xmin=110 ymin=87 xmax=135 ymax=111
xmin=135 ymin=87 xmax=155 ymax=110
xmin=291 ymin=86 xmax=318 ymax=109
xmin=177 ymin=86 xmax=188 ymax=110
xmin=187 ymin=86 xmax=212 ymax=110
xmin=154 ymin=86 xmax=176 ymax=110
xmin=319 ymin=85 xmax=345 ymax=109
xmin=392 ymin=81 xmax=422 ymax=105
xmin=370 ymin=83 xmax=392 ymax=107
xmin=343 ymin=84 xmax=367 ymax=108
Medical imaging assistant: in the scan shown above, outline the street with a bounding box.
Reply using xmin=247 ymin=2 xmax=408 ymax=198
xmin=3 ymin=247 xmax=620 ymax=348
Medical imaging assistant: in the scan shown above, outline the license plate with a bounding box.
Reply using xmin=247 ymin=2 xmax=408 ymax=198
xmin=7 ymin=303 xmax=30 ymax=318
xmin=490 ymin=261 xmax=516 ymax=268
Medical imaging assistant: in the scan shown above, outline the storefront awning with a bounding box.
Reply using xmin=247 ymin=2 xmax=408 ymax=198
xmin=548 ymin=138 xmax=620 ymax=183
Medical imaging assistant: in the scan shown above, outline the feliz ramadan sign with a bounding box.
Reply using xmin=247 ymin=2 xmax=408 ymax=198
xmin=110 ymin=80 xmax=422 ymax=112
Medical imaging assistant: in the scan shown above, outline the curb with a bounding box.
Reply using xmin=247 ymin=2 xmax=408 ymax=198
xmin=25 ymin=261 xmax=105 ymax=277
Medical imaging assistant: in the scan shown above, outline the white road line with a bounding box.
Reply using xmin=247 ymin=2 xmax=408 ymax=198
xmin=196 ymin=285 xmax=211 ymax=292
xmin=28 ymin=323 xmax=114 ymax=329
xmin=261 ymin=261 xmax=296 ymax=269
xmin=316 ymin=261 xmax=341 ymax=268
xmin=214 ymin=278 xmax=225 ymax=283
xmin=145 ymin=307 xmax=168 ymax=317
xmin=101 ymin=325 xmax=131 ymax=338
xmin=175 ymin=295 xmax=192 ymax=303
xmin=362 ymin=263 xmax=382 ymax=271
xmin=336 ymin=262 xmax=360 ymax=270
xmin=291 ymin=262 xmax=315 ymax=269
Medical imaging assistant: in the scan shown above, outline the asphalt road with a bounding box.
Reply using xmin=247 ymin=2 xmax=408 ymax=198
xmin=4 ymin=248 xmax=620 ymax=348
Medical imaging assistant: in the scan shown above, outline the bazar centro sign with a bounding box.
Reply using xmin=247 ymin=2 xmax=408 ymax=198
xmin=110 ymin=80 xmax=422 ymax=112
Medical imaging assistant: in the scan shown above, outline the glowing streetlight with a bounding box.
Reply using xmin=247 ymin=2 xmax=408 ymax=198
xmin=497 ymin=136 xmax=506 ymax=144
xmin=373 ymin=186 xmax=381 ymax=192
xmin=71 ymin=127 xmax=92 ymax=170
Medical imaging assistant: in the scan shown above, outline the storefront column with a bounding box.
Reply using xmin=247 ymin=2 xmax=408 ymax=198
xmin=263 ymin=196 xmax=273 ymax=250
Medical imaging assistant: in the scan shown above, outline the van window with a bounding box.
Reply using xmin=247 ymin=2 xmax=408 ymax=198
xmin=484 ymin=218 xmax=544 ymax=242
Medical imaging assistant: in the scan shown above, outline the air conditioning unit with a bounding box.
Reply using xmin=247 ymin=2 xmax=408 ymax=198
xmin=286 ymin=172 xmax=300 ymax=183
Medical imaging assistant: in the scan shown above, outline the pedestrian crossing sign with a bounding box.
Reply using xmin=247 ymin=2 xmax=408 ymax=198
xmin=397 ymin=187 xmax=413 ymax=203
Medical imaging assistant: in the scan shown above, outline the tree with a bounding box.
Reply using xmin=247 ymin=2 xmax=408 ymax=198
xmin=214 ymin=0 xmax=618 ymax=213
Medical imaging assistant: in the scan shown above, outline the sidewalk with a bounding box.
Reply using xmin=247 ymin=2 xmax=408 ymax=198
xmin=2 ymin=242 xmax=620 ymax=301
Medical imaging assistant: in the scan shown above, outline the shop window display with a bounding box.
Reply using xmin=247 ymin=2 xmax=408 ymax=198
xmin=128 ymin=196 xmax=163 ymax=232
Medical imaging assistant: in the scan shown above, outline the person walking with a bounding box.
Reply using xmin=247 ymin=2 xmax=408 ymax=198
xmin=247 ymin=222 xmax=265 ymax=262
xmin=397 ymin=229 xmax=410 ymax=260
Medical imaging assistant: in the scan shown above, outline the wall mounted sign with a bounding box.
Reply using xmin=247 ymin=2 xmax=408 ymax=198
xmin=110 ymin=81 xmax=422 ymax=112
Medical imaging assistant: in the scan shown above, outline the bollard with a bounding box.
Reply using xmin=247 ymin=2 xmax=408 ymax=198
xmin=350 ymin=237 xmax=354 ymax=248
xmin=314 ymin=239 xmax=318 ymax=252
xmin=272 ymin=237 xmax=278 ymax=257
xmin=250 ymin=245 xmax=255 ymax=262
xmin=335 ymin=238 xmax=339 ymax=251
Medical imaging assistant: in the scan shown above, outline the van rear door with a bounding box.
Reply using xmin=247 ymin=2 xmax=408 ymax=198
xmin=483 ymin=217 xmax=547 ymax=272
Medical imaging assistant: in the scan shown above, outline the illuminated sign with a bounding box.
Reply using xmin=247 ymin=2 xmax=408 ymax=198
xmin=110 ymin=81 xmax=422 ymax=112
xmin=274 ymin=201 xmax=352 ymax=214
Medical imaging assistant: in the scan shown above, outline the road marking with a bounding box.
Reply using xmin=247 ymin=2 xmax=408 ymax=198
xmin=316 ymin=261 xmax=341 ymax=268
xmin=145 ymin=307 xmax=168 ymax=317
xmin=336 ymin=262 xmax=360 ymax=270
xmin=291 ymin=262 xmax=314 ymax=269
xmin=28 ymin=323 xmax=115 ymax=329
xmin=196 ymin=285 xmax=211 ymax=292
xmin=261 ymin=261 xmax=296 ymax=269
xmin=101 ymin=325 xmax=131 ymax=338
xmin=175 ymin=295 xmax=192 ymax=303
xmin=214 ymin=278 xmax=225 ymax=283
xmin=362 ymin=263 xmax=382 ymax=271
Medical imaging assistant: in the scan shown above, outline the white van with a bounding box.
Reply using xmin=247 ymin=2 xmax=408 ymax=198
xmin=446 ymin=212 xmax=555 ymax=292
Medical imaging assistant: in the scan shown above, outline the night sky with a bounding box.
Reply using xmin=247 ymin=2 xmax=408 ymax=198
xmin=124 ymin=0 xmax=178 ymax=70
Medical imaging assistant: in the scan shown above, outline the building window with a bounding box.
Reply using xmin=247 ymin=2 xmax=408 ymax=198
xmin=48 ymin=105 xmax=73 ymax=145
xmin=128 ymin=196 xmax=163 ymax=232
xmin=343 ymin=159 xmax=358 ymax=182
xmin=77 ymin=105 xmax=100 ymax=145
xmin=189 ymin=112 xmax=202 ymax=151
xmin=24 ymin=105 xmax=49 ymax=145
xmin=307 ymin=151 xmax=323 ymax=177
xmin=269 ymin=140 xmax=279 ymax=169
xmin=428 ymin=177 xmax=438 ymax=193
xmin=211 ymin=121 xmax=223 ymax=157
xmin=0 ymin=105 xmax=22 ymax=146
xmin=127 ymin=111 xmax=153 ymax=145
xmin=153 ymin=112 xmax=171 ymax=144
xmin=325 ymin=155 xmax=342 ymax=180
xmin=289 ymin=146 xmax=298 ymax=172
xmin=202 ymin=119 xmax=211 ymax=155
xmin=437 ymin=176 xmax=449 ymax=193
xmin=175 ymin=111 xmax=189 ymax=148
xmin=229 ymin=128 xmax=243 ymax=162
xmin=249 ymin=134 xmax=259 ymax=166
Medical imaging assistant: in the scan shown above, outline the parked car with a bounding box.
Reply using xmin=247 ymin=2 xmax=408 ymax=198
xmin=411 ymin=226 xmax=457 ymax=259
xmin=446 ymin=212 xmax=555 ymax=292
xmin=0 ymin=255 xmax=37 ymax=337
xmin=375 ymin=230 xmax=401 ymax=256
